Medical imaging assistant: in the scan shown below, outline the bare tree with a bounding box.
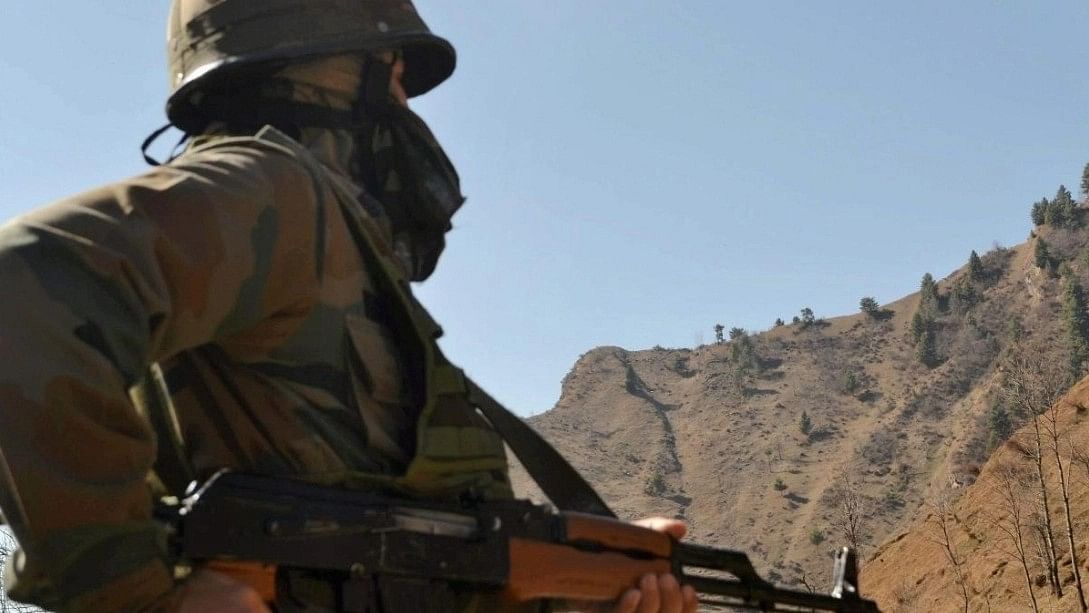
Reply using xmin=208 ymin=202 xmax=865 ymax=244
xmin=1000 ymin=347 xmax=1069 ymax=598
xmin=987 ymin=462 xmax=1040 ymax=613
xmin=1028 ymin=524 xmax=1060 ymax=611
xmin=926 ymin=492 xmax=971 ymax=613
xmin=1072 ymin=447 xmax=1089 ymax=485
xmin=1041 ymin=399 xmax=1088 ymax=612
xmin=829 ymin=474 xmax=867 ymax=558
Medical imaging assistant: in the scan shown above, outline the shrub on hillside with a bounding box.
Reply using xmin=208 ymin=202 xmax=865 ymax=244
xmin=644 ymin=471 xmax=666 ymax=496
xmin=840 ymin=371 xmax=861 ymax=395
xmin=980 ymin=242 xmax=1012 ymax=279
xmin=950 ymin=276 xmax=978 ymax=314
xmin=799 ymin=307 xmax=816 ymax=329
xmin=730 ymin=330 xmax=759 ymax=374
xmin=986 ymin=404 xmax=1012 ymax=451
xmin=798 ymin=411 xmax=813 ymax=436
xmin=1006 ymin=317 xmax=1024 ymax=344
xmin=946 ymin=324 xmax=999 ymax=394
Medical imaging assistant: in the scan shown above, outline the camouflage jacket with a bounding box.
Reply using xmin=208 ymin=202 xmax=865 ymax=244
xmin=0 ymin=127 xmax=512 ymax=612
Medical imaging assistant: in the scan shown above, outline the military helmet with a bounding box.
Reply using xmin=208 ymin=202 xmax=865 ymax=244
xmin=165 ymin=0 xmax=455 ymax=129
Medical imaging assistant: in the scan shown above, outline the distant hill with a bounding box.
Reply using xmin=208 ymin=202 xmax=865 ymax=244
xmin=510 ymin=198 xmax=1089 ymax=598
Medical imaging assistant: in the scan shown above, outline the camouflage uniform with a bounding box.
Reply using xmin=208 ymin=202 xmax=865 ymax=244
xmin=0 ymin=1 xmax=546 ymax=609
xmin=0 ymin=67 xmax=516 ymax=613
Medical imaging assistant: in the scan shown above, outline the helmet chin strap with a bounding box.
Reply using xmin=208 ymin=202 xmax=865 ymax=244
xmin=140 ymin=123 xmax=191 ymax=166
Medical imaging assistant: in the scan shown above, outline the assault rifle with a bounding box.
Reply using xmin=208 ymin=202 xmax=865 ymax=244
xmin=157 ymin=471 xmax=881 ymax=611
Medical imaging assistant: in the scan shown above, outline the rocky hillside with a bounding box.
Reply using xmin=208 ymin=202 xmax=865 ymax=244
xmin=510 ymin=198 xmax=1089 ymax=595
xmin=862 ymin=375 xmax=1089 ymax=612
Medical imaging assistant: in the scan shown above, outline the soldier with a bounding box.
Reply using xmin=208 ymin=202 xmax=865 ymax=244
xmin=0 ymin=2 xmax=697 ymax=612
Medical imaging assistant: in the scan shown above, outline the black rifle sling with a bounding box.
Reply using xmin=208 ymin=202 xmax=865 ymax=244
xmin=464 ymin=379 xmax=616 ymax=518
xmin=136 ymin=363 xmax=196 ymax=496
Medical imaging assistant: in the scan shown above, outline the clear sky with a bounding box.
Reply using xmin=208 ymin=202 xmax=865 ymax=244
xmin=2 ymin=3 xmax=1088 ymax=416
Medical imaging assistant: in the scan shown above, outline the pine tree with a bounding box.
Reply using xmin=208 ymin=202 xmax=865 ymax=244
xmin=1062 ymin=272 xmax=1089 ymax=376
xmin=1032 ymin=198 xmax=1048 ymax=226
xmin=968 ymin=250 xmax=984 ymax=282
xmin=774 ymin=318 xmax=784 ymax=327
xmin=951 ymin=276 xmax=978 ymax=314
xmin=859 ymin=297 xmax=879 ymax=317
xmin=916 ymin=328 xmax=938 ymax=367
xmin=1034 ymin=238 xmax=1051 ymax=269
xmin=987 ymin=404 xmax=1013 ymax=448
xmin=714 ymin=324 xmax=725 ymax=344
xmin=1044 ymin=200 xmax=1059 ymax=226
xmin=1082 ymin=162 xmax=1089 ymax=198
xmin=1052 ymin=185 xmax=1078 ymax=228
xmin=920 ymin=272 xmax=936 ymax=295
xmin=729 ymin=327 xmax=746 ymax=341
xmin=799 ymin=307 xmax=815 ymax=328
xmin=919 ymin=273 xmax=938 ymax=312
xmin=910 ymin=311 xmax=928 ymax=344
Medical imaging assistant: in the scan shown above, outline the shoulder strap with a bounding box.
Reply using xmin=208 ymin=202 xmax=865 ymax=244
xmin=135 ymin=364 xmax=196 ymax=495
xmin=463 ymin=379 xmax=615 ymax=518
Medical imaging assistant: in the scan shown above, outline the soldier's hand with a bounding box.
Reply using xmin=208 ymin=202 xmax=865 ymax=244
xmin=574 ymin=517 xmax=698 ymax=613
xmin=178 ymin=568 xmax=272 ymax=613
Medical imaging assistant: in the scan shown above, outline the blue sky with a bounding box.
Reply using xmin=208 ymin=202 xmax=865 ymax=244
xmin=2 ymin=3 xmax=1088 ymax=415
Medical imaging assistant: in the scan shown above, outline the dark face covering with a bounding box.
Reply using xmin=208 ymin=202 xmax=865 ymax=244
xmin=148 ymin=53 xmax=465 ymax=281
xmin=354 ymin=58 xmax=465 ymax=282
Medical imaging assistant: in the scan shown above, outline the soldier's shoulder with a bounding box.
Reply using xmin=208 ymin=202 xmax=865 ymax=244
xmin=171 ymin=130 xmax=321 ymax=187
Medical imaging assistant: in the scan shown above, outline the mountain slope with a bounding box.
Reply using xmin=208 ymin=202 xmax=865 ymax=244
xmin=510 ymin=214 xmax=1089 ymax=590
xmin=861 ymin=376 xmax=1089 ymax=612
